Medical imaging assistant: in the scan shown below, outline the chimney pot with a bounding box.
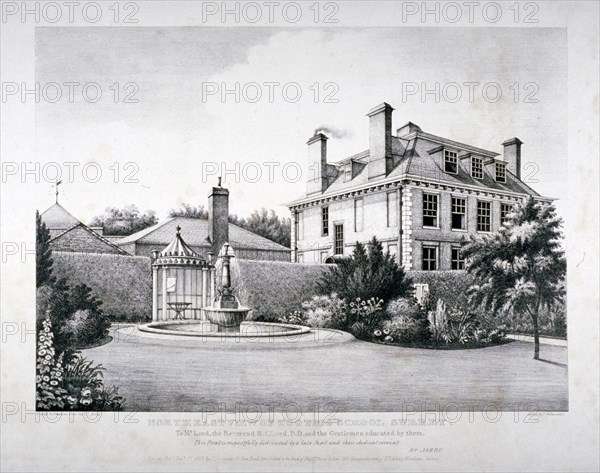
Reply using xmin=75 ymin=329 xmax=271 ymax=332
xmin=306 ymin=132 xmax=328 ymax=195
xmin=502 ymin=137 xmax=523 ymax=180
xmin=367 ymin=102 xmax=394 ymax=179
xmin=208 ymin=184 xmax=229 ymax=256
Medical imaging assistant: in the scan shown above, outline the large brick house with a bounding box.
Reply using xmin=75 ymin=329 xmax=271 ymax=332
xmin=286 ymin=102 xmax=552 ymax=270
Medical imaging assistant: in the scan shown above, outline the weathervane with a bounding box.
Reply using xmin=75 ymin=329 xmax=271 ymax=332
xmin=53 ymin=179 xmax=63 ymax=204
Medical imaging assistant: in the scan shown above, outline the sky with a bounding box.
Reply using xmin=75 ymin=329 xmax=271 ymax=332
xmin=35 ymin=26 xmax=567 ymax=224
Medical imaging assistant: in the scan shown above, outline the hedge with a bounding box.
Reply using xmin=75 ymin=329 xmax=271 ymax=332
xmin=406 ymin=270 xmax=475 ymax=309
xmin=223 ymin=259 xmax=331 ymax=322
xmin=51 ymin=251 xmax=152 ymax=321
xmin=217 ymin=264 xmax=475 ymax=322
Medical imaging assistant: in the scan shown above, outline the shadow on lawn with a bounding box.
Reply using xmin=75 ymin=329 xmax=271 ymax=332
xmin=538 ymin=358 xmax=568 ymax=369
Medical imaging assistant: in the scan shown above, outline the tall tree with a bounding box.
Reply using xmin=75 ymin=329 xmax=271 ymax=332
xmin=230 ymin=208 xmax=291 ymax=248
xmin=89 ymin=205 xmax=158 ymax=236
xmin=168 ymin=204 xmax=292 ymax=248
xmin=36 ymin=210 xmax=55 ymax=288
xmin=462 ymin=197 xmax=566 ymax=360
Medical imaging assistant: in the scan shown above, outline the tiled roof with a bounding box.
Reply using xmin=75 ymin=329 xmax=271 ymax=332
xmin=287 ymin=130 xmax=542 ymax=206
xmin=41 ymin=203 xmax=80 ymax=229
xmin=115 ymin=217 xmax=290 ymax=251
xmin=404 ymin=134 xmax=540 ymax=196
xmin=49 ymin=222 xmax=130 ymax=255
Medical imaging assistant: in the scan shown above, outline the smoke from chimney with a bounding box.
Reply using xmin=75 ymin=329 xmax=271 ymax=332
xmin=314 ymin=125 xmax=351 ymax=140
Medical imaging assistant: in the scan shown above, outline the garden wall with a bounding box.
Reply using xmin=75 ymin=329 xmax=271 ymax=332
xmin=226 ymin=259 xmax=331 ymax=321
xmin=51 ymin=251 xmax=152 ymax=321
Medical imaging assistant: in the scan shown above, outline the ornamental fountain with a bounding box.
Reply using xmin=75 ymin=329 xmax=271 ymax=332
xmin=139 ymin=228 xmax=310 ymax=340
xmin=203 ymin=243 xmax=251 ymax=332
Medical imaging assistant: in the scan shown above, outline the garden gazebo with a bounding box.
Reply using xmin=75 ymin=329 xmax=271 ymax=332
xmin=151 ymin=226 xmax=215 ymax=321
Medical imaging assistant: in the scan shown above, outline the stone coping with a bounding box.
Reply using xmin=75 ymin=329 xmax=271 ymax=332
xmin=139 ymin=320 xmax=310 ymax=338
xmin=123 ymin=323 xmax=355 ymax=347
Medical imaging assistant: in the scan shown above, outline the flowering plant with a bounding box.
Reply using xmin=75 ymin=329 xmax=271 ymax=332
xmin=347 ymin=297 xmax=385 ymax=339
xmin=278 ymin=310 xmax=306 ymax=325
xmin=36 ymin=312 xmax=69 ymax=410
xmin=36 ymin=310 xmax=124 ymax=411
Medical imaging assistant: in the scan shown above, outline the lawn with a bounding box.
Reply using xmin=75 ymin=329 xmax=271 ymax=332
xmin=83 ymin=325 xmax=568 ymax=412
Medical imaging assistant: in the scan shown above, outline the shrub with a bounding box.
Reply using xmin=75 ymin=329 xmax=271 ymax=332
xmin=383 ymin=297 xmax=431 ymax=344
xmin=63 ymin=355 xmax=124 ymax=410
xmin=347 ymin=297 xmax=385 ymax=335
xmin=441 ymin=307 xmax=479 ymax=345
xmin=36 ymin=285 xmax=54 ymax=322
xmin=36 ymin=311 xmax=124 ymax=411
xmin=38 ymin=277 xmax=76 ymax=362
xmin=350 ymin=321 xmax=374 ymax=341
xmin=427 ymin=298 xmax=448 ymax=344
xmin=473 ymin=326 xmax=507 ymax=344
xmin=278 ymin=310 xmax=307 ymax=326
xmin=37 ymin=280 xmax=111 ymax=354
xmin=318 ymin=237 xmax=412 ymax=307
xmin=68 ymin=284 xmax=111 ymax=347
xmin=301 ymin=294 xmax=347 ymax=329
xmin=501 ymin=293 xmax=566 ymax=338
xmin=425 ymin=297 xmax=506 ymax=346
xmin=61 ymin=309 xmax=110 ymax=348
xmin=36 ymin=210 xmax=56 ymax=288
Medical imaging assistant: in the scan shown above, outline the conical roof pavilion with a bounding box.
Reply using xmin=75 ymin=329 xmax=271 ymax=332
xmin=153 ymin=226 xmax=208 ymax=266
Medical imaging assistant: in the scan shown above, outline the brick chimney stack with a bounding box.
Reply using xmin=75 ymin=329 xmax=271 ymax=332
xmin=306 ymin=132 xmax=328 ymax=195
xmin=502 ymin=137 xmax=523 ymax=180
xmin=208 ymin=180 xmax=229 ymax=257
xmin=367 ymin=102 xmax=394 ymax=180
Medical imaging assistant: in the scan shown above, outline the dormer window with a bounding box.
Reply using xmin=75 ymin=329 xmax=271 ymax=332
xmin=495 ymin=162 xmax=506 ymax=182
xmin=471 ymin=156 xmax=484 ymax=179
xmin=444 ymin=149 xmax=458 ymax=174
xmin=343 ymin=163 xmax=352 ymax=182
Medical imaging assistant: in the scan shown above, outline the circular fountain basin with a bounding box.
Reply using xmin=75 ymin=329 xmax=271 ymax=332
xmin=139 ymin=320 xmax=311 ymax=338
xmin=203 ymin=306 xmax=251 ymax=333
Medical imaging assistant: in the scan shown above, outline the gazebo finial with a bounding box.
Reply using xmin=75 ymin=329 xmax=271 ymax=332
xmin=176 ymin=225 xmax=181 ymax=234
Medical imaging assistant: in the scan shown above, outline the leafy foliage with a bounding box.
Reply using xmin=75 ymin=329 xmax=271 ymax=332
xmin=317 ymin=237 xmax=412 ymax=305
xmin=383 ymin=297 xmax=431 ymax=344
xmin=409 ymin=270 xmax=474 ymax=313
xmin=166 ymin=204 xmax=291 ymax=247
xmin=37 ymin=280 xmax=111 ymax=359
xmin=440 ymin=308 xmax=479 ymax=345
xmin=36 ymin=210 xmax=55 ymax=288
xmin=229 ymin=208 xmax=291 ymax=247
xmin=168 ymin=204 xmax=208 ymax=219
xmin=300 ymin=294 xmax=348 ymax=329
xmin=36 ymin=314 xmax=68 ymax=410
xmin=278 ymin=310 xmax=306 ymax=326
xmin=67 ymin=284 xmax=111 ymax=346
xmin=348 ymin=297 xmax=385 ymax=336
xmin=36 ymin=312 xmax=124 ymax=411
xmin=37 ymin=277 xmax=75 ymax=363
xmin=462 ymin=197 xmax=566 ymax=359
xmin=89 ymin=204 xmax=158 ymax=236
